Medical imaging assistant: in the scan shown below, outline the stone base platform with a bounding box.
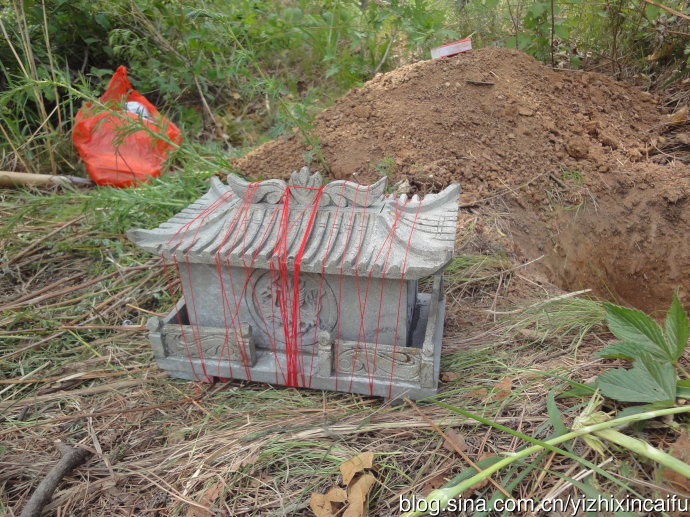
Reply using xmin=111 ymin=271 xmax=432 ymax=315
xmin=146 ymin=276 xmax=445 ymax=400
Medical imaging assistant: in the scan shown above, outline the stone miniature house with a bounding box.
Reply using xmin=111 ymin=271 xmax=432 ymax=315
xmin=128 ymin=167 xmax=460 ymax=399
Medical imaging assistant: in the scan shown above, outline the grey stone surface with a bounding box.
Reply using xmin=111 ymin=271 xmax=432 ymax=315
xmin=129 ymin=168 xmax=460 ymax=399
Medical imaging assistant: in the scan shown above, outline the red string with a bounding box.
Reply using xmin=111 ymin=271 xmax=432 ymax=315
xmin=387 ymin=200 xmax=423 ymax=399
xmin=163 ymin=177 xmax=426 ymax=399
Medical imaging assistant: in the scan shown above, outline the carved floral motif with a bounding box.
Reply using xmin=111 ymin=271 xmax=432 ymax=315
xmin=246 ymin=271 xmax=337 ymax=346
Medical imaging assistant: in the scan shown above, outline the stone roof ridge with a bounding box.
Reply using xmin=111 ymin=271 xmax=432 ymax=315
xmin=127 ymin=169 xmax=461 ymax=279
xmin=226 ymin=166 xmax=389 ymax=208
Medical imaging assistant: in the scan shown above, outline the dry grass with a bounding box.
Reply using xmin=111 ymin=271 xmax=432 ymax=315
xmin=0 ymin=190 xmax=686 ymax=516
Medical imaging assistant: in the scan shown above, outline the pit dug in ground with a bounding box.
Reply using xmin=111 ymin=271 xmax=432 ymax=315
xmin=236 ymin=47 xmax=690 ymax=311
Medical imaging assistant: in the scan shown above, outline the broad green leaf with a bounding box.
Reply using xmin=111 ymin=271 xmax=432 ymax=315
xmin=645 ymin=4 xmax=661 ymax=20
xmin=604 ymin=302 xmax=670 ymax=359
xmin=527 ymin=2 xmax=548 ymax=17
xmin=597 ymin=341 xmax=666 ymax=361
xmin=554 ymin=24 xmax=570 ymax=40
xmin=664 ymin=290 xmax=689 ymax=361
xmin=597 ymin=356 xmax=676 ymax=403
xmin=484 ymin=0 xmax=500 ymax=9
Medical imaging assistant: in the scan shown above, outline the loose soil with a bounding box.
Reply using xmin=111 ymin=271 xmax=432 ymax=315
xmin=235 ymin=47 xmax=690 ymax=312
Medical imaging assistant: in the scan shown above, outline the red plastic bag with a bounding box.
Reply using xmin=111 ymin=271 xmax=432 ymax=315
xmin=73 ymin=66 xmax=181 ymax=187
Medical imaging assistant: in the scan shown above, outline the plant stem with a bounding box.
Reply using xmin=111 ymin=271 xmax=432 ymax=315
xmin=400 ymin=405 xmax=690 ymax=517
xmin=594 ymin=428 xmax=690 ymax=478
xmin=675 ymin=361 xmax=690 ymax=380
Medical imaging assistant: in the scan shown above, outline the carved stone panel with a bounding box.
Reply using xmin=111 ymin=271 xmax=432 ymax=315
xmin=336 ymin=342 xmax=421 ymax=382
xmin=246 ymin=270 xmax=337 ymax=347
xmin=163 ymin=323 xmax=255 ymax=366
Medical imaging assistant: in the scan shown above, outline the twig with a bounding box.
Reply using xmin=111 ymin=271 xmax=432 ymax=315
xmin=404 ymin=398 xmax=514 ymax=501
xmin=19 ymin=442 xmax=91 ymax=517
xmin=7 ymin=272 xmax=83 ymax=307
xmin=58 ymin=325 xmax=146 ymax=331
xmin=643 ymin=0 xmax=690 ymax=21
xmin=7 ymin=215 xmax=84 ymax=265
xmin=126 ymin=303 xmax=165 ymax=317
xmin=374 ymin=31 xmax=397 ymax=75
xmin=548 ymin=173 xmax=567 ymax=189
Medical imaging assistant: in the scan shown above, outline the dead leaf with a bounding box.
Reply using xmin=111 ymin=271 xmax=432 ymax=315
xmin=462 ymin=453 xmax=497 ymax=496
xmin=421 ymin=472 xmax=448 ymax=496
xmin=668 ymin=105 xmax=689 ymax=126
xmin=646 ymin=42 xmax=674 ymax=62
xmin=440 ymin=371 xmax=461 ymax=382
xmin=310 ymin=487 xmax=347 ymax=517
xmin=442 ymin=428 xmax=467 ymax=453
xmin=468 ymin=387 xmax=488 ymax=399
xmin=186 ymin=481 xmax=224 ymax=517
xmin=661 ymin=430 xmax=690 ymax=498
xmin=340 ymin=451 xmax=374 ymax=485
xmin=490 ymin=377 xmax=514 ymax=401
xmin=343 ymin=473 xmax=376 ymax=517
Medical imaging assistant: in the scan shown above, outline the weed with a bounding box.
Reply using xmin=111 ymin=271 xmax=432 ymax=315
xmin=373 ymin=155 xmax=396 ymax=177
xmin=559 ymin=166 xmax=583 ymax=185
xmin=499 ymin=291 xmax=606 ymax=352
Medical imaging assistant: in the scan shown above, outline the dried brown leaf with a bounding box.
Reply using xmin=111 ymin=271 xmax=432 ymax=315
xmin=661 ymin=430 xmax=690 ymax=498
xmin=340 ymin=451 xmax=374 ymax=486
xmin=668 ymin=105 xmax=689 ymax=126
xmin=490 ymin=377 xmax=514 ymax=401
xmin=440 ymin=372 xmax=462 ymax=382
xmin=185 ymin=481 xmax=224 ymax=517
xmin=442 ymin=428 xmax=467 ymax=453
xmin=343 ymin=473 xmax=376 ymax=517
xmin=462 ymin=453 xmax=497 ymax=496
xmin=310 ymin=487 xmax=347 ymax=517
xmin=421 ymin=472 xmax=448 ymax=496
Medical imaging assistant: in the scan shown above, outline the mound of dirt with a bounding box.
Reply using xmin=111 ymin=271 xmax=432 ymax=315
xmin=235 ymin=47 xmax=690 ymax=311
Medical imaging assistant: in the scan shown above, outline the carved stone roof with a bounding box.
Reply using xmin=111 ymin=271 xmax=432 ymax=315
xmin=127 ymin=168 xmax=460 ymax=279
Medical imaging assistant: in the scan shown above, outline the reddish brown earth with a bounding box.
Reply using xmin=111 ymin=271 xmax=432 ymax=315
xmin=235 ymin=47 xmax=690 ymax=311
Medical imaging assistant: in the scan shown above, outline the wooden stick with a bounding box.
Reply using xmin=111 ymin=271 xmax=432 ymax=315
xmin=0 ymin=170 xmax=93 ymax=188
xmin=19 ymin=442 xmax=91 ymax=517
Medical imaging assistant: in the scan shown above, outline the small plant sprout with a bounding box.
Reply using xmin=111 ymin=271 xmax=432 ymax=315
xmin=373 ymin=155 xmax=396 ymax=177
